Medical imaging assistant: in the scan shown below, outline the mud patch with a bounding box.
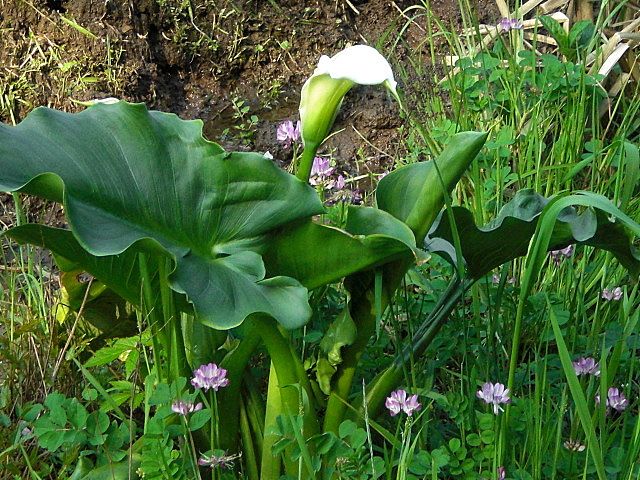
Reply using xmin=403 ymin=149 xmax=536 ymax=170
xmin=0 ymin=0 xmax=499 ymax=179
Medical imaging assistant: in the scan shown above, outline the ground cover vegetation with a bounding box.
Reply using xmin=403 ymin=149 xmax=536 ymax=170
xmin=1 ymin=0 xmax=640 ymax=479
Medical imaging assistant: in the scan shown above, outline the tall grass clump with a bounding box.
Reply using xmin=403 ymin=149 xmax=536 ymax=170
xmin=380 ymin=0 xmax=640 ymax=478
xmin=0 ymin=197 xmax=89 ymax=477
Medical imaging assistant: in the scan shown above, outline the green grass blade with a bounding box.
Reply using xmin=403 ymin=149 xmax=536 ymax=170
xmin=70 ymin=356 xmax=128 ymax=420
xmin=619 ymin=141 xmax=640 ymax=211
xmin=547 ymin=296 xmax=606 ymax=480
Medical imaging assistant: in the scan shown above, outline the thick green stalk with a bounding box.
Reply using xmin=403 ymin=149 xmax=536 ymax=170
xmin=261 ymin=363 xmax=284 ymax=479
xmin=296 ymin=141 xmax=320 ymax=182
xmin=323 ymin=260 xmax=409 ymax=433
xmin=255 ymin=316 xmax=317 ymax=430
xmin=217 ymin=326 xmax=262 ymax=450
xmin=254 ymin=315 xmax=319 ymax=477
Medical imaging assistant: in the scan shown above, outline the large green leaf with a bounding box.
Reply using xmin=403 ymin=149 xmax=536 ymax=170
xmin=376 ymin=131 xmax=488 ymax=241
xmin=0 ymin=102 xmax=324 ymax=329
xmin=344 ymin=205 xmax=419 ymax=252
xmin=262 ymin=206 xmax=421 ymax=290
xmin=425 ymin=189 xmax=640 ymax=279
xmin=6 ymin=224 xmax=157 ymax=306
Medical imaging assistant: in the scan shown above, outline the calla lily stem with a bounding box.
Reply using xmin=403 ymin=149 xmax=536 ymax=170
xmin=296 ymin=141 xmax=320 ymax=182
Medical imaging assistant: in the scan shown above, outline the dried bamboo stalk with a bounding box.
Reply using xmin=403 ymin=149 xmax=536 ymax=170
xmin=540 ymin=0 xmax=570 ymax=14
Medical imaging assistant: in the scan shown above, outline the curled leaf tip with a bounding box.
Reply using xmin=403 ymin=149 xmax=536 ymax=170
xmin=83 ymin=97 xmax=121 ymax=106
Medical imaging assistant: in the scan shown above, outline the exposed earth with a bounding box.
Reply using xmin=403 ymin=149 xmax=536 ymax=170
xmin=0 ymin=0 xmax=499 ymax=183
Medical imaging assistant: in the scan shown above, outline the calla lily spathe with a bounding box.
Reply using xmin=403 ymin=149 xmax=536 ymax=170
xmin=297 ymin=45 xmax=399 ymax=181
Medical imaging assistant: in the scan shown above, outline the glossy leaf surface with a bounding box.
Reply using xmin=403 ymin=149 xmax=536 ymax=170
xmin=376 ymin=131 xmax=488 ymax=241
xmin=0 ymin=102 xmax=323 ymax=329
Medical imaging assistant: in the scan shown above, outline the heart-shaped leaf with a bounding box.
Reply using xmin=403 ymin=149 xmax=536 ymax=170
xmin=0 ymin=102 xmax=324 ymax=329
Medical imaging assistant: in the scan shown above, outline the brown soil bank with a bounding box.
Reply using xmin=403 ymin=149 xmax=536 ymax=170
xmin=0 ymin=0 xmax=498 ymax=175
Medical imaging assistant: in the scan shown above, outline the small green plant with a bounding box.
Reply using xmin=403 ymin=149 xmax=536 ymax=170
xmin=155 ymin=0 xmax=220 ymax=58
xmin=221 ymin=94 xmax=259 ymax=143
xmin=22 ymin=391 xmax=133 ymax=476
xmin=269 ymin=417 xmax=384 ymax=479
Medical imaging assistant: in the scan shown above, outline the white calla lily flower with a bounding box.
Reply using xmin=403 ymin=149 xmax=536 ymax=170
xmin=314 ymin=44 xmax=397 ymax=88
xmin=297 ymin=45 xmax=399 ymax=181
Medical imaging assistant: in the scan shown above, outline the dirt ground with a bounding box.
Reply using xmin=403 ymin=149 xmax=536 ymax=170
xmin=0 ymin=0 xmax=499 ymax=180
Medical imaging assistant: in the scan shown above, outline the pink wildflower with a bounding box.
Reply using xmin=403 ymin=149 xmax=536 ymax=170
xmin=276 ymin=120 xmax=301 ymax=149
xmin=309 ymin=156 xmax=337 ymax=187
xmin=477 ymin=382 xmax=511 ymax=415
xmin=499 ymin=17 xmax=523 ymax=33
xmin=596 ymin=387 xmax=628 ymax=412
xmin=191 ymin=363 xmax=229 ymax=392
xmin=385 ymin=389 xmax=422 ymax=417
xmin=550 ymin=245 xmax=574 ymax=266
xmin=601 ymin=287 xmax=623 ymax=302
xmin=482 ymin=466 xmax=506 ymax=480
xmin=171 ymin=400 xmax=203 ymax=416
xmin=572 ymin=357 xmax=600 ymax=377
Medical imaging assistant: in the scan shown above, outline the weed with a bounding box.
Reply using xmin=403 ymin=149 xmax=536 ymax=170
xmin=221 ymin=93 xmax=259 ymax=144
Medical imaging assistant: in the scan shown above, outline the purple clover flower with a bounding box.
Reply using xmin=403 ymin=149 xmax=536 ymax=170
xmin=477 ymin=382 xmax=511 ymax=415
xmin=198 ymin=451 xmax=241 ymax=469
xmin=276 ymin=120 xmax=301 ymax=149
xmin=509 ymin=18 xmax=524 ymax=30
xmin=499 ymin=17 xmax=524 ymax=33
xmin=498 ymin=17 xmax=511 ymax=33
xmin=596 ymin=387 xmax=629 ymax=412
xmin=171 ymin=400 xmax=203 ymax=416
xmin=482 ymin=467 xmax=506 ymax=480
xmin=309 ymin=156 xmax=334 ymax=185
xmin=191 ymin=363 xmax=230 ymax=392
xmin=497 ymin=467 xmax=506 ymax=480
xmin=572 ymin=357 xmax=600 ymax=377
xmin=601 ymin=287 xmax=623 ymax=302
xmin=385 ymin=389 xmax=422 ymax=417
xmin=550 ymin=245 xmax=574 ymax=266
